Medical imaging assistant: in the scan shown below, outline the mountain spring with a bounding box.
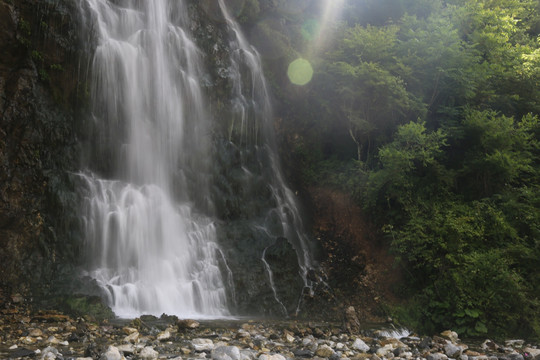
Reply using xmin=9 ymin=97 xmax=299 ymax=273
xmin=76 ymin=0 xmax=317 ymax=318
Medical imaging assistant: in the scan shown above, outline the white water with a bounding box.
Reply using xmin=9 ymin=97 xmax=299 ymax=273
xmin=79 ymin=0 xmax=228 ymax=318
xmin=79 ymin=0 xmax=316 ymax=317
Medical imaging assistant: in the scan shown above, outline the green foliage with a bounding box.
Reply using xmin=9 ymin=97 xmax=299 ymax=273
xmin=281 ymin=0 xmax=540 ymax=339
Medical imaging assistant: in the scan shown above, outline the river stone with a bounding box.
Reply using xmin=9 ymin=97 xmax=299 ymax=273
xmin=157 ymin=329 xmax=172 ymax=341
xmin=427 ymin=353 xmax=449 ymax=360
xmin=509 ymin=354 xmax=524 ymax=360
xmin=193 ymin=338 xmax=215 ymax=351
xmin=212 ymin=345 xmax=241 ymax=360
xmin=376 ymin=344 xmax=395 ymax=357
xmin=30 ymin=328 xmax=44 ymax=337
xmin=259 ymin=354 xmax=286 ymax=360
xmin=316 ymin=344 xmax=336 ymax=358
xmin=117 ymin=344 xmax=135 ymax=354
xmin=124 ymin=331 xmax=139 ymax=343
xmin=293 ymin=349 xmax=314 ymax=358
xmin=22 ymin=336 xmax=37 ymax=344
xmin=101 ymin=346 xmax=123 ymax=360
xmin=140 ymin=346 xmax=159 ymax=360
xmin=240 ymin=349 xmax=257 ymax=360
xmin=482 ymin=340 xmax=501 ymax=352
xmin=506 ymin=341 xmax=525 ymax=349
xmin=441 ymin=331 xmax=459 ymax=344
xmin=41 ymin=346 xmax=59 ymax=360
xmin=352 ymin=338 xmax=370 ymax=352
xmin=524 ymin=349 xmax=540 ymax=360
xmin=445 ymin=343 xmax=463 ymax=358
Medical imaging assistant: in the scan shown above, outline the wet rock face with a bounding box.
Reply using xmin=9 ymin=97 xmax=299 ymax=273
xmin=0 ymin=0 xmax=85 ymax=304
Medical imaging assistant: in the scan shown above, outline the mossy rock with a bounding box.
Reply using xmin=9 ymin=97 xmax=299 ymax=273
xmin=61 ymin=295 xmax=115 ymax=321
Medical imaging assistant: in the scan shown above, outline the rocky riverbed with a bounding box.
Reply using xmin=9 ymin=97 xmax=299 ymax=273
xmin=1 ymin=307 xmax=538 ymax=360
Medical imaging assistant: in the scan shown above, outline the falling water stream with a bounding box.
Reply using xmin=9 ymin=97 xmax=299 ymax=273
xmin=78 ymin=0 xmax=314 ymax=318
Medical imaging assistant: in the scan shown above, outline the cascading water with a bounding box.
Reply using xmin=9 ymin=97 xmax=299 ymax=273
xmin=78 ymin=0 xmax=228 ymax=318
xmin=78 ymin=0 xmax=317 ymax=318
xmin=217 ymin=0 xmax=315 ymax=312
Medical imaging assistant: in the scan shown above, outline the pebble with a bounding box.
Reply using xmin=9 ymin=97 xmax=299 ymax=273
xmin=193 ymin=338 xmax=215 ymax=351
xmin=259 ymin=354 xmax=286 ymax=360
xmin=101 ymin=345 xmax=123 ymax=360
xmin=445 ymin=343 xmax=463 ymax=358
xmin=157 ymin=328 xmax=172 ymax=341
xmin=316 ymin=344 xmax=335 ymax=357
xmin=213 ymin=345 xmax=241 ymax=360
xmin=140 ymin=346 xmax=159 ymax=359
xmin=124 ymin=331 xmax=139 ymax=343
xmin=352 ymin=338 xmax=370 ymax=352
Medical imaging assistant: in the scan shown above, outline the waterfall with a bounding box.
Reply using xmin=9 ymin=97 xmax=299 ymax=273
xmin=217 ymin=0 xmax=315 ymax=305
xmin=78 ymin=0 xmax=228 ymax=318
xmin=78 ymin=0 xmax=316 ymax=318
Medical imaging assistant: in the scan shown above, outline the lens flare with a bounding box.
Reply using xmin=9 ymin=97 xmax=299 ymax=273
xmin=287 ymin=58 xmax=314 ymax=86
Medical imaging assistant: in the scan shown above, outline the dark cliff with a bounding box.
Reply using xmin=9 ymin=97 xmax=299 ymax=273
xmin=0 ymin=0 xmax=84 ymax=305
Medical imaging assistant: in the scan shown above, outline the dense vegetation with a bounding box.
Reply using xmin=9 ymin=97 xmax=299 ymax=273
xmin=241 ymin=0 xmax=540 ymax=339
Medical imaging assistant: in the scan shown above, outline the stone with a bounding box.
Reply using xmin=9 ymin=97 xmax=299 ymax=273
xmin=42 ymin=346 xmax=60 ymax=360
xmin=352 ymin=338 xmax=370 ymax=352
xmin=117 ymin=344 xmax=135 ymax=354
xmin=459 ymin=355 xmax=469 ymax=360
xmin=123 ymin=327 xmax=138 ymax=334
xmin=427 ymin=353 xmax=449 ymax=360
xmin=505 ymin=341 xmax=524 ymax=349
xmin=21 ymin=336 xmax=37 ymax=345
xmin=482 ymin=340 xmax=501 ymax=352
xmin=523 ymin=348 xmax=540 ymax=360
xmin=237 ymin=329 xmax=251 ymax=339
xmin=284 ymin=332 xmax=295 ymax=343
xmin=259 ymin=354 xmax=286 ymax=360
xmin=212 ymin=345 xmax=241 ymax=360
xmin=140 ymin=346 xmax=159 ymax=360
xmin=193 ymin=338 xmax=215 ymax=351
xmin=101 ymin=345 xmax=123 ymax=360
xmin=345 ymin=306 xmax=361 ymax=334
xmin=441 ymin=331 xmax=459 ymax=344
xmin=240 ymin=349 xmax=257 ymax=360
xmin=316 ymin=344 xmax=336 ymax=358
xmin=508 ymin=354 xmax=524 ymax=360
xmin=30 ymin=328 xmax=44 ymax=337
xmin=420 ymin=337 xmax=433 ymax=350
xmin=465 ymin=351 xmax=483 ymax=357
xmin=178 ymin=319 xmax=200 ymax=329
xmin=376 ymin=344 xmax=394 ymax=357
xmin=9 ymin=344 xmax=18 ymax=350
xmin=124 ymin=331 xmax=139 ymax=343
xmin=445 ymin=344 xmax=463 ymax=358
xmin=157 ymin=329 xmax=172 ymax=341
xmin=292 ymin=349 xmax=314 ymax=358
xmin=46 ymin=336 xmax=60 ymax=345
